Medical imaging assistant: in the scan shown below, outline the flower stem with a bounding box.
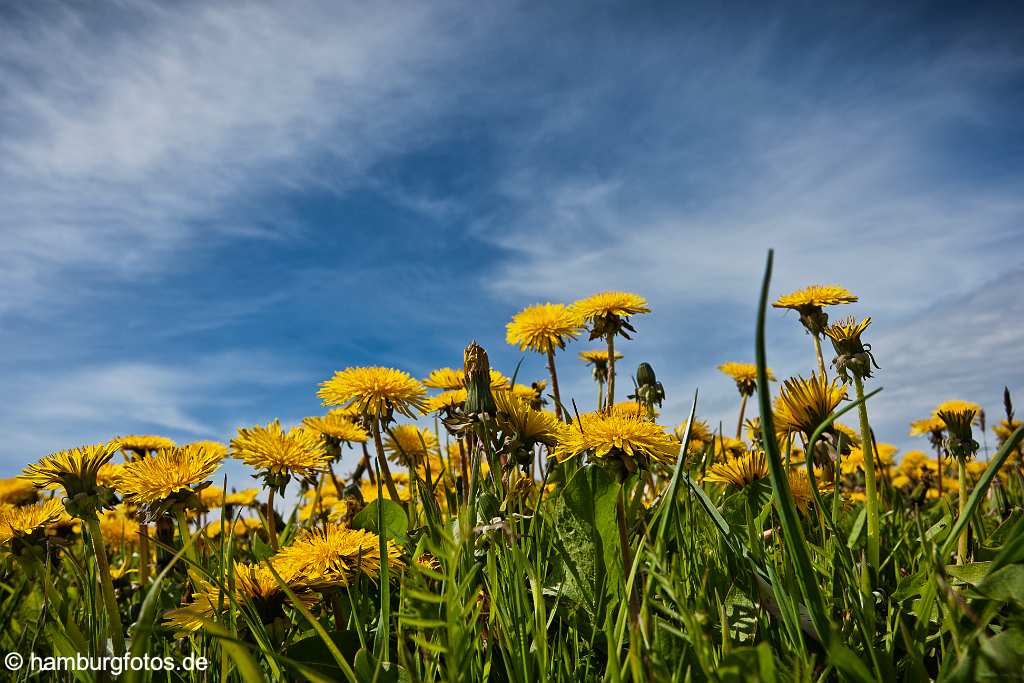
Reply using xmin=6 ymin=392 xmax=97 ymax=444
xmin=615 ymin=489 xmax=640 ymax=628
xmin=597 ymin=377 xmax=605 ymax=412
xmin=265 ymin=488 xmax=278 ymax=551
xmin=812 ymin=334 xmax=828 ymax=378
xmin=606 ymin=334 xmax=616 ymax=411
xmin=174 ymin=508 xmax=198 ymax=563
xmin=545 ymin=346 xmax=564 ymax=421
xmin=958 ymin=458 xmax=968 ymax=564
xmin=735 ymin=393 xmax=748 ymax=439
xmin=853 ymin=375 xmax=880 ymax=568
xmin=371 ymin=420 xmax=403 ymax=504
xmin=85 ymin=517 xmax=126 ymax=656
xmin=137 ymin=521 xmax=150 ymax=587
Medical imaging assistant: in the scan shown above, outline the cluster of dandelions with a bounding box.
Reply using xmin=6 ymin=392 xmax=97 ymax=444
xmin=2 ymin=276 xmax=1021 ymax=672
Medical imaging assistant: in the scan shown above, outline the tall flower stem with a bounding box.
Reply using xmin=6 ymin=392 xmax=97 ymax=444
xmin=265 ymin=489 xmax=278 ymax=551
xmin=735 ymin=394 xmax=749 ymax=439
xmin=371 ymin=420 xmax=403 ymax=504
xmin=606 ymin=334 xmax=617 ymax=411
xmin=853 ymin=375 xmax=880 ymax=568
xmin=85 ymin=517 xmax=126 ymax=656
xmin=615 ymin=489 xmax=640 ymax=628
xmin=812 ymin=334 xmax=828 ymax=378
xmin=137 ymin=522 xmax=151 ymax=587
xmin=545 ymin=347 xmax=564 ymax=421
xmin=597 ymin=378 xmax=605 ymax=412
xmin=957 ymin=459 xmax=968 ymax=564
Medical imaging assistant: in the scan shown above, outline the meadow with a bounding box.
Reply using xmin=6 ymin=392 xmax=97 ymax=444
xmin=1 ymin=252 xmax=1022 ymax=682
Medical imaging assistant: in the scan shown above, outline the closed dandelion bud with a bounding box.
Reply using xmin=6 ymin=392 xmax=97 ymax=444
xmin=464 ymin=341 xmax=496 ymax=416
xmin=636 ymin=362 xmax=657 ymax=388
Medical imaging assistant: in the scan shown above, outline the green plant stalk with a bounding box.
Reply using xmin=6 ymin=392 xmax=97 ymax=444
xmin=174 ymin=508 xmax=198 ymax=565
xmin=597 ymin=377 xmax=605 ymax=412
xmin=957 ymin=458 xmax=968 ymax=564
xmin=546 ymin=347 xmax=564 ymax=421
xmin=812 ymin=333 xmax=827 ymax=378
xmin=615 ymin=488 xmax=641 ymax=629
xmin=266 ymin=488 xmax=278 ymax=551
xmin=371 ymin=419 xmax=403 ymax=504
xmin=137 ymin=521 xmax=151 ymax=587
xmin=853 ymin=375 xmax=880 ymax=569
xmin=754 ymin=250 xmax=832 ymax=646
xmin=606 ymin=333 xmax=616 ymax=410
xmin=85 ymin=516 xmax=127 ymax=656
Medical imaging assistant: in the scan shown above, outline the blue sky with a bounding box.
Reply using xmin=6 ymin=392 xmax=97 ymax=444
xmin=2 ymin=1 xmax=1023 ymax=485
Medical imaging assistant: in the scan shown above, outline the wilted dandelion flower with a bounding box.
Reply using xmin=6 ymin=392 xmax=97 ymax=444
xmin=317 ymin=367 xmax=428 ymax=419
xmin=274 ymin=524 xmax=404 ymax=590
xmin=231 ymin=420 xmax=330 ymax=490
xmin=553 ymin=411 xmax=679 ymax=476
xmin=116 ymin=444 xmax=223 ymax=514
xmin=383 ymin=425 xmax=440 ymax=465
xmin=704 ymin=451 xmax=768 ymax=487
xmin=0 ymin=498 xmax=66 ymax=547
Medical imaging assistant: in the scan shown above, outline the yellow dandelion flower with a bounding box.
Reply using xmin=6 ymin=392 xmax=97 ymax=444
xmin=22 ymin=443 xmax=118 ymax=495
xmin=910 ymin=416 xmax=946 ymax=437
xmin=0 ymin=477 xmax=37 ymax=505
xmin=199 ymin=486 xmax=225 ymax=508
xmin=772 ymin=285 xmax=858 ymax=310
xmin=579 ymin=350 xmax=623 ymax=364
xmin=224 ymin=489 xmax=260 ymax=506
xmin=0 ymin=499 xmax=66 ymax=546
xmin=163 ymin=562 xmax=313 ymax=633
xmin=98 ymin=507 xmax=141 ymax=548
xmin=822 ymin=316 xmax=871 ymax=344
xmin=788 ymin=469 xmax=833 ymax=515
xmin=494 ymin=390 xmax=560 ymax=449
xmin=231 ymin=420 xmax=330 ymax=481
xmin=113 ymin=435 xmax=177 ymax=459
xmin=505 ymin=303 xmax=583 ymax=353
xmin=932 ymin=400 xmax=982 ymax=422
xmin=611 ymin=400 xmax=657 ymax=419
xmin=360 ymin=476 xmax=410 ymax=503
xmin=711 ymin=435 xmax=748 ymax=460
xmin=317 ymin=367 xmax=428 ymax=418
xmin=116 ymin=444 xmax=223 ymax=507
xmin=994 ymin=418 xmax=1023 ymax=443
xmin=302 ymin=414 xmax=369 ymax=443
xmin=773 ymin=374 xmax=848 ymax=438
xmin=718 ymin=362 xmax=775 ymax=395
xmin=705 ymin=451 xmax=768 ymax=487
xmin=572 ymin=291 xmax=650 ymax=322
xmin=423 ymin=367 xmax=509 ymax=390
xmin=674 ymin=419 xmax=713 ymax=448
xmin=841 ymin=443 xmax=897 ymax=475
xmin=204 ymin=517 xmax=264 ymax=538
xmin=274 ymin=524 xmax=404 ymax=590
xmin=424 ymin=388 xmax=468 ymax=413
xmin=185 ymin=441 xmax=228 ymax=458
xmin=553 ymin=412 xmax=679 ymax=471
xmin=832 ymin=422 xmax=861 ymax=448
xmin=383 ymin=425 xmax=440 ymax=465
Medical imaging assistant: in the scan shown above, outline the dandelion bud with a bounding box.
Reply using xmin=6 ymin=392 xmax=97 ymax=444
xmin=463 ymin=341 xmax=497 ymax=416
xmin=636 ymin=362 xmax=657 ymax=388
